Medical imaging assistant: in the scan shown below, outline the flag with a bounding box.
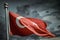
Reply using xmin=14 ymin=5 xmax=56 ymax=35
xmin=9 ymin=11 xmax=55 ymax=37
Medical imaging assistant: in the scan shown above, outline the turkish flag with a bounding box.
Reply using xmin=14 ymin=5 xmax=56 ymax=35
xmin=9 ymin=11 xmax=55 ymax=37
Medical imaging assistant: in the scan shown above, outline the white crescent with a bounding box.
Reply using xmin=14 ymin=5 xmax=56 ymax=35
xmin=16 ymin=16 xmax=25 ymax=28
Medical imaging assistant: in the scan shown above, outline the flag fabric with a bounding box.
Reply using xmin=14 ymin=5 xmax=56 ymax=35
xmin=9 ymin=11 xmax=55 ymax=37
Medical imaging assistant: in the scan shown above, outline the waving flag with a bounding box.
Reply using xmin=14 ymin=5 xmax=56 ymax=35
xmin=9 ymin=11 xmax=55 ymax=37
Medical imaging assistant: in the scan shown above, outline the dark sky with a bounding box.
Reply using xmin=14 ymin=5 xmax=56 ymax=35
xmin=0 ymin=0 xmax=60 ymax=40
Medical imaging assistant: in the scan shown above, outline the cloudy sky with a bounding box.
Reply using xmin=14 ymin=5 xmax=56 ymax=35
xmin=0 ymin=0 xmax=60 ymax=40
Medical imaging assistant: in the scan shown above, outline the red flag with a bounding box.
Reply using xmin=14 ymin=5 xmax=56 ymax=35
xmin=9 ymin=11 xmax=55 ymax=37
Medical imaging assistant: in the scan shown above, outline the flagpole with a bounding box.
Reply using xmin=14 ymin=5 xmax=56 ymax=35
xmin=4 ymin=3 xmax=9 ymax=40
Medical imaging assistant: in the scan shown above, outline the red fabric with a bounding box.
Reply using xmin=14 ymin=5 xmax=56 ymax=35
xmin=9 ymin=11 xmax=55 ymax=37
